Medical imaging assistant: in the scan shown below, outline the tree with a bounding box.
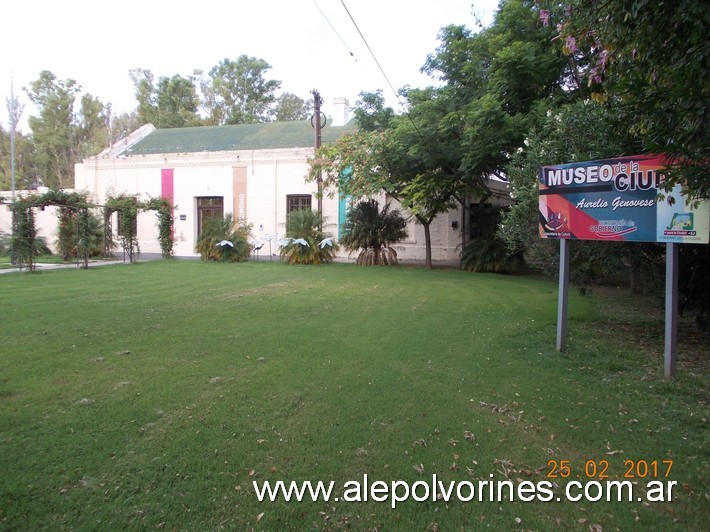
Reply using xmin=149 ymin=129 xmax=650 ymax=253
xmin=311 ymin=90 xmax=484 ymax=269
xmin=273 ymin=93 xmax=312 ymax=122
xmin=499 ymin=99 xmax=659 ymax=290
xmin=0 ymin=126 xmax=39 ymax=190
xmin=204 ymin=56 xmax=281 ymax=125
xmin=108 ymin=110 xmax=140 ymax=145
xmin=130 ymin=68 xmax=157 ymax=126
xmin=75 ymin=94 xmax=110 ymax=158
xmin=25 ymin=71 xmax=80 ymax=188
xmin=313 ymin=1 xmax=572 ymax=268
xmin=539 ymin=0 xmax=709 ymax=199
xmin=130 ymin=69 xmax=201 ymax=128
xmin=340 ymin=199 xmax=408 ymax=265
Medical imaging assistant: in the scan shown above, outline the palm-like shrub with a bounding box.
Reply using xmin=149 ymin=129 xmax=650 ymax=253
xmin=196 ymin=214 xmax=251 ymax=262
xmin=460 ymin=237 xmax=525 ymax=274
xmin=340 ymin=199 xmax=408 ymax=266
xmin=56 ymin=210 xmax=104 ymax=261
xmin=280 ymin=209 xmax=338 ymax=264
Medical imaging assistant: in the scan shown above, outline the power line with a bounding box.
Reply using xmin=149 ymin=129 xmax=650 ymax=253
xmin=339 ymin=0 xmax=408 ymax=111
xmin=312 ymin=0 xmax=357 ymax=61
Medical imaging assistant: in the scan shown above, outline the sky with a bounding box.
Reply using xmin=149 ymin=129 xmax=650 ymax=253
xmin=0 ymin=0 xmax=499 ymax=131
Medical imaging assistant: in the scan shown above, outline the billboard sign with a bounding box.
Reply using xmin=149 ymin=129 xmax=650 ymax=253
xmin=539 ymin=154 xmax=709 ymax=244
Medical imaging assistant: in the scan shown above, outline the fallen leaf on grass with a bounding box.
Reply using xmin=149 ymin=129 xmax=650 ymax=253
xmin=256 ymin=512 xmax=265 ymax=523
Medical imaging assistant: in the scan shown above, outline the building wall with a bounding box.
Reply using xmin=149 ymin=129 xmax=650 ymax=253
xmin=3 ymin=174 xmax=512 ymax=264
xmin=75 ymin=147 xmax=339 ymax=257
xmin=2 ymin=124 xmax=514 ymax=264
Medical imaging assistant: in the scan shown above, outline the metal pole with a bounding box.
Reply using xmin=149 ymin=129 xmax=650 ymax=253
xmin=664 ymin=243 xmax=678 ymax=378
xmin=312 ymin=90 xmax=324 ymax=230
xmin=9 ymin=78 xmax=17 ymax=266
xmin=556 ymin=239 xmax=570 ymax=352
xmin=10 ymin=78 xmax=16 ymax=202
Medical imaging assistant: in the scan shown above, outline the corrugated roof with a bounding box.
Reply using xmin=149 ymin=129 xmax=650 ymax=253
xmin=123 ymin=119 xmax=357 ymax=155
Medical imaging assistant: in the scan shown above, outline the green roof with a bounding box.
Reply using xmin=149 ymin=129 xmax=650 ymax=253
xmin=124 ymin=119 xmax=357 ymax=155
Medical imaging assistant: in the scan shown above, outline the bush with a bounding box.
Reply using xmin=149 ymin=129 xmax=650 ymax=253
xmin=340 ymin=199 xmax=408 ymax=266
xmin=280 ymin=209 xmax=338 ymax=265
xmin=460 ymin=237 xmax=525 ymax=274
xmin=196 ymin=214 xmax=252 ymax=262
xmin=56 ymin=210 xmax=104 ymax=260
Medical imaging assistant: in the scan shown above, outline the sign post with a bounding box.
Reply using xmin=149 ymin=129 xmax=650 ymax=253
xmin=664 ymin=243 xmax=678 ymax=378
xmin=556 ymin=239 xmax=569 ymax=352
xmin=539 ymin=155 xmax=709 ymax=377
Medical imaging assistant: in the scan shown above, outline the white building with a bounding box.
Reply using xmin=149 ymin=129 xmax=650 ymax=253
xmin=3 ymin=100 xmax=513 ymax=262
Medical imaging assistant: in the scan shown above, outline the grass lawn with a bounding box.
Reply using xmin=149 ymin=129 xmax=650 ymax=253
xmin=0 ymin=261 xmax=707 ymax=530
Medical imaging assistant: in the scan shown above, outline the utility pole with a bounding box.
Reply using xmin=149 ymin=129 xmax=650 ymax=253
xmin=10 ymin=77 xmax=16 ymax=202
xmin=311 ymin=90 xmax=325 ymax=229
xmin=9 ymin=77 xmax=18 ymax=266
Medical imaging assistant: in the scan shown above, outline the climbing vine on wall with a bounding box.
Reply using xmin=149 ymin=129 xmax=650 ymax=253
xmin=104 ymin=194 xmax=141 ymax=263
xmin=10 ymin=204 xmax=36 ymax=271
xmin=10 ymin=190 xmax=93 ymax=270
xmin=145 ymin=197 xmax=175 ymax=259
xmin=103 ymin=194 xmax=175 ymax=262
xmin=7 ymin=189 xmax=174 ymax=270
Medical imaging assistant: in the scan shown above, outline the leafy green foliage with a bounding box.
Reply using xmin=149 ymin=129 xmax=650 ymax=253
xmin=102 ymin=194 xmax=175 ymax=262
xmin=56 ymin=208 xmax=104 ymax=264
xmin=25 ymin=71 xmax=80 ymax=189
xmin=145 ymin=197 xmax=175 ymax=259
xmin=104 ymin=194 xmax=140 ymax=262
xmin=203 ymin=56 xmax=281 ymax=125
xmin=500 ymin=99 xmax=653 ymax=288
xmin=280 ymin=209 xmax=337 ymax=265
xmin=540 ymin=0 xmax=709 ymax=199
xmin=129 ymin=69 xmax=202 ymax=129
xmin=9 ymin=190 xmax=94 ymax=269
xmin=340 ymin=199 xmax=408 ymax=265
xmin=273 ymin=92 xmax=312 ymax=122
xmin=10 ymin=204 xmax=36 ymax=270
xmin=196 ymin=213 xmax=251 ymax=262
xmin=460 ymin=237 xmax=525 ymax=274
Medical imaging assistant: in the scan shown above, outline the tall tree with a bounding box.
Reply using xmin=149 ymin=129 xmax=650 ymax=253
xmin=108 ymin=111 xmax=140 ymax=145
xmin=75 ymin=94 xmax=110 ymax=158
xmin=130 ymin=68 xmax=157 ymax=126
xmin=1 ymin=92 xmax=25 ymax=190
xmin=205 ymin=56 xmax=281 ymax=125
xmin=273 ymin=92 xmax=311 ymax=122
xmin=311 ymin=91 xmax=472 ymax=269
xmin=313 ymin=0 xmax=570 ymax=268
xmin=155 ymin=74 xmax=201 ymax=128
xmin=538 ymin=0 xmax=709 ymax=199
xmin=25 ymin=71 xmax=80 ymax=189
xmin=500 ymin=99 xmax=652 ymax=288
xmin=130 ymin=69 xmax=201 ymax=128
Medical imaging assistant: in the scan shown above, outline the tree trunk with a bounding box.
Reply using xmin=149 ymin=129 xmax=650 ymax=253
xmin=423 ymin=221 xmax=432 ymax=269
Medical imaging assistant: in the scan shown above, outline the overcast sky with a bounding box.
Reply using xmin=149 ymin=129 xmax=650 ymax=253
xmin=1 ymin=0 xmax=498 ymax=131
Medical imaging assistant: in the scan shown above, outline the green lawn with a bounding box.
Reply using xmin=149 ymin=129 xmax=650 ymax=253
xmin=0 ymin=261 xmax=707 ymax=530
